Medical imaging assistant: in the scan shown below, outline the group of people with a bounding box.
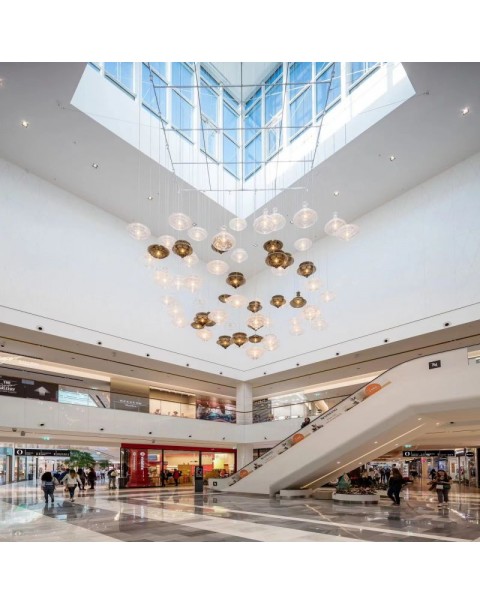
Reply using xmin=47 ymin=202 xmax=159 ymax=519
xmin=160 ymin=468 xmax=181 ymax=487
xmin=41 ymin=466 xmax=119 ymax=503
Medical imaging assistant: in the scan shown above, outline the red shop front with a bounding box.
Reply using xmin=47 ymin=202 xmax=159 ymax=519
xmin=120 ymin=443 xmax=237 ymax=488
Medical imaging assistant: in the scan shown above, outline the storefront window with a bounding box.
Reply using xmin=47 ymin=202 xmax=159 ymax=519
xmin=164 ymin=450 xmax=199 ymax=485
xmin=202 ymin=451 xmax=234 ymax=479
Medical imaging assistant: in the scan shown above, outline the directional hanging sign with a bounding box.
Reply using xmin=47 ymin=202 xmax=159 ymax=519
xmin=403 ymin=450 xmax=455 ymax=457
xmin=14 ymin=449 xmax=70 ymax=457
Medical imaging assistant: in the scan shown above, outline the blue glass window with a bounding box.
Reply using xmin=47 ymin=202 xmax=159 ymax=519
xmin=289 ymin=62 xmax=312 ymax=99
xmin=316 ymin=63 xmax=341 ymax=115
xmin=104 ymin=62 xmax=134 ymax=93
xmin=224 ymin=104 xmax=239 ymax=143
xmin=289 ymin=87 xmax=312 ymax=138
xmin=224 ymin=90 xmax=239 ymax=110
xmin=266 ymin=119 xmax=282 ymax=157
xmin=223 ymin=135 xmax=239 ymax=178
xmin=142 ymin=63 xmax=166 ymax=117
xmin=245 ymin=100 xmax=261 ymax=143
xmin=172 ymin=62 xmax=194 ymax=102
xmin=149 ymin=62 xmax=167 ymax=78
xmin=172 ymin=90 xmax=193 ymax=140
xmin=200 ymin=118 xmax=217 ymax=158
xmin=350 ymin=62 xmax=378 ymax=86
xmin=265 ymin=81 xmax=283 ymax=123
xmin=200 ymin=80 xmax=218 ymax=125
xmin=245 ymin=134 xmax=262 ymax=178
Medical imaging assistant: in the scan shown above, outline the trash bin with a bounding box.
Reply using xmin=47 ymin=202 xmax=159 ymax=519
xmin=28 ymin=473 xmax=33 ymax=480
xmin=118 ymin=476 xmax=128 ymax=489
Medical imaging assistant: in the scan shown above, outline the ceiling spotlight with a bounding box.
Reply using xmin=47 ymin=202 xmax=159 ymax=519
xmin=172 ymin=240 xmax=193 ymax=258
xmin=333 ymin=191 xmax=340 ymax=196
xmin=168 ymin=212 xmax=192 ymax=231
xmin=292 ymin=203 xmax=318 ymax=229
xmin=389 ymin=155 xmax=396 ymax=161
xmin=91 ymin=162 xmax=99 ymax=169
xmin=21 ymin=120 xmax=30 ymax=128
xmin=461 ymin=107 xmax=470 ymax=116
xmin=229 ymin=217 xmax=247 ymax=231
xmin=290 ymin=292 xmax=307 ymax=308
xmin=226 ymin=272 xmax=246 ymax=289
xmin=127 ymin=222 xmax=151 ymax=240
xmin=147 ymin=195 xmax=154 ymax=200
xmin=148 ymin=244 xmax=169 ymax=260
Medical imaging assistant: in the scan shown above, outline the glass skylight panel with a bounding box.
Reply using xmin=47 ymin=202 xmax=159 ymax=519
xmin=349 ymin=62 xmax=378 ymax=86
xmin=172 ymin=90 xmax=193 ymax=140
xmin=289 ymin=62 xmax=311 ymax=98
xmin=200 ymin=74 xmax=219 ymax=124
xmin=224 ymin=135 xmax=239 ymax=177
xmin=316 ymin=62 xmax=341 ymax=115
xmin=290 ymin=87 xmax=312 ymax=138
xmin=223 ymin=104 xmax=239 ymax=143
xmin=172 ymin=62 xmax=194 ymax=102
xmin=149 ymin=62 xmax=167 ymax=78
xmin=224 ymin=90 xmax=239 ymax=109
xmin=104 ymin=62 xmax=134 ymax=93
xmin=245 ymin=134 xmax=262 ymax=178
xmin=142 ymin=63 xmax=166 ymax=117
xmin=245 ymin=96 xmax=262 ymax=142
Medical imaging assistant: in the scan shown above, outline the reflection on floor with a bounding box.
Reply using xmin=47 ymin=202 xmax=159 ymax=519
xmin=1 ymin=479 xmax=480 ymax=542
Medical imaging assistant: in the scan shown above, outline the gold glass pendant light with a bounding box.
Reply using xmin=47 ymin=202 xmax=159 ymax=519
xmin=297 ymin=261 xmax=316 ymax=278
xmin=249 ymin=334 xmax=263 ymax=344
xmin=217 ymin=335 xmax=232 ymax=349
xmin=218 ymin=294 xmax=231 ymax=303
xmin=247 ymin=300 xmax=262 ymax=313
xmin=270 ymin=294 xmax=286 ymax=308
xmin=263 ymin=240 xmax=283 ymax=253
xmin=232 ymin=332 xmax=248 ymax=347
xmin=226 ymin=272 xmax=246 ymax=289
xmin=290 ymin=291 xmax=307 ymax=308
xmin=147 ymin=244 xmax=170 ymax=260
xmin=172 ymin=240 xmax=193 ymax=258
xmin=265 ymin=250 xmax=288 ymax=268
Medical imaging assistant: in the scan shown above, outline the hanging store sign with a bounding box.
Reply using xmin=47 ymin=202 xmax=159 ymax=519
xmin=403 ymin=450 xmax=455 ymax=457
xmin=14 ymin=449 xmax=70 ymax=457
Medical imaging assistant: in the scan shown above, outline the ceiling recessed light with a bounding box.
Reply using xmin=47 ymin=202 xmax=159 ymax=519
xmin=333 ymin=191 xmax=339 ymax=196
xmin=91 ymin=162 xmax=99 ymax=169
xmin=461 ymin=107 xmax=470 ymax=115
xmin=337 ymin=461 xmax=341 ymax=464
xmin=147 ymin=195 xmax=153 ymax=200
xmin=21 ymin=120 xmax=30 ymax=128
xmin=389 ymin=155 xmax=396 ymax=161
xmin=417 ymin=417 xmax=422 ymax=421
xmin=0 ymin=78 xmax=5 ymax=88
xmin=374 ymin=441 xmax=378 ymax=444
xmin=436 ymin=422 xmax=440 ymax=425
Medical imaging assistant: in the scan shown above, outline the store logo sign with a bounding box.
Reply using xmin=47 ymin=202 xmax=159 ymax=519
xmin=429 ymin=360 xmax=441 ymax=369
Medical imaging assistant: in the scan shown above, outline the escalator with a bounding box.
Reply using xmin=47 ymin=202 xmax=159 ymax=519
xmin=208 ymin=346 xmax=480 ymax=496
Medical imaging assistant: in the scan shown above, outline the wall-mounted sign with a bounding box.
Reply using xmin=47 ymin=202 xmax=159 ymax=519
xmin=0 ymin=376 xmax=23 ymax=397
xmin=14 ymin=449 xmax=70 ymax=457
xmin=403 ymin=450 xmax=455 ymax=457
xmin=428 ymin=360 xmax=441 ymax=369
xmin=111 ymin=393 xmax=149 ymax=413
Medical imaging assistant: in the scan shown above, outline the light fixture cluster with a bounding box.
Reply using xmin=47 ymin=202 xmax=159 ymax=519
xmin=253 ymin=208 xmax=286 ymax=234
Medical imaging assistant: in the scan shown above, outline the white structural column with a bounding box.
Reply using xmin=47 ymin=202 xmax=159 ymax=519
xmin=236 ymin=382 xmax=254 ymax=469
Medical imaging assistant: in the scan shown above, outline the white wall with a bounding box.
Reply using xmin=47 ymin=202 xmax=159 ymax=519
xmin=1 ymin=150 xmax=480 ymax=379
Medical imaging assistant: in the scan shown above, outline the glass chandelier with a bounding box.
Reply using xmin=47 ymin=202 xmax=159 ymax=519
xmin=293 ymin=203 xmax=318 ymax=229
xmin=212 ymin=227 xmax=236 ymax=253
xmin=127 ymin=222 xmax=151 ymax=240
xmin=168 ymin=212 xmax=192 ymax=231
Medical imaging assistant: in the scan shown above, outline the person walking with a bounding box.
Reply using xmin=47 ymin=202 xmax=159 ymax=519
xmin=107 ymin=467 xmax=118 ymax=489
xmin=77 ymin=468 xmax=87 ymax=491
xmin=384 ymin=466 xmax=391 ymax=483
xmin=173 ymin=469 xmax=181 ymax=487
xmin=387 ymin=467 xmax=404 ymax=505
xmin=87 ymin=467 xmax=96 ymax=490
xmin=435 ymin=469 xmax=452 ymax=508
xmin=63 ymin=469 xmax=81 ymax=502
xmin=300 ymin=416 xmax=311 ymax=429
xmin=380 ymin=467 xmax=386 ymax=484
xmin=160 ymin=469 xmax=166 ymax=487
xmin=41 ymin=470 xmax=56 ymax=505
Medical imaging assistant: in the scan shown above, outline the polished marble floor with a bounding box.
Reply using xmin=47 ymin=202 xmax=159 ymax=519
xmin=1 ymin=479 xmax=480 ymax=542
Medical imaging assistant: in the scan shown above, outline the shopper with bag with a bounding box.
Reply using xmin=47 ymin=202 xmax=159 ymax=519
xmin=435 ymin=469 xmax=452 ymax=508
xmin=63 ymin=469 xmax=81 ymax=502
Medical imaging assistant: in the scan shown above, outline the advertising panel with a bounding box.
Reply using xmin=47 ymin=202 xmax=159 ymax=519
xmin=196 ymin=398 xmax=236 ymax=422
xmin=0 ymin=376 xmax=23 ymax=397
xmin=111 ymin=393 xmax=149 ymax=413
